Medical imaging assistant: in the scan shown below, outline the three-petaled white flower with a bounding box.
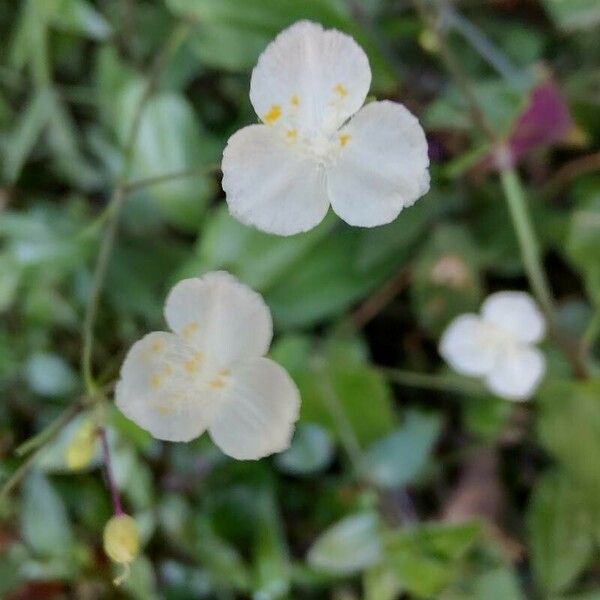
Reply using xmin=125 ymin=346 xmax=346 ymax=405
xmin=115 ymin=272 xmax=300 ymax=460
xmin=439 ymin=291 xmax=546 ymax=401
xmin=222 ymin=20 xmax=430 ymax=236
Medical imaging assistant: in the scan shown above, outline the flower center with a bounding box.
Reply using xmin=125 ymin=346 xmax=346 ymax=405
xmin=261 ymin=85 xmax=353 ymax=165
xmin=478 ymin=322 xmax=518 ymax=354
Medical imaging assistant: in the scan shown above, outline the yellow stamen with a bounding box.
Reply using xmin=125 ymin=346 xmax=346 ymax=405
xmin=290 ymin=94 xmax=300 ymax=107
xmin=218 ymin=368 xmax=231 ymax=377
xmin=210 ymin=378 xmax=225 ymax=389
xmin=339 ymin=133 xmax=351 ymax=147
xmin=263 ymin=104 xmax=282 ymax=124
xmin=182 ymin=322 xmax=199 ymax=340
xmin=286 ymin=128 xmax=297 ymax=140
xmin=150 ymin=374 xmax=161 ymax=389
xmin=334 ymin=83 xmax=348 ymax=98
xmin=184 ymin=352 xmax=203 ymax=374
xmin=150 ymin=339 xmax=164 ymax=353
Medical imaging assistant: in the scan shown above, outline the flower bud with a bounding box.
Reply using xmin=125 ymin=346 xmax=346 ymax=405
xmin=65 ymin=420 xmax=97 ymax=470
xmin=103 ymin=514 xmax=140 ymax=566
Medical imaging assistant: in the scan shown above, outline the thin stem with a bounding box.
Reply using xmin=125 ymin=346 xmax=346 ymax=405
xmin=352 ymin=268 xmax=410 ymax=329
xmin=80 ymin=22 xmax=191 ymax=393
xmin=499 ymin=168 xmax=555 ymax=318
xmin=0 ymin=447 xmax=44 ymax=504
xmin=123 ymin=164 xmax=220 ymax=194
xmin=411 ymin=0 xmax=497 ymax=144
xmin=539 ymin=151 xmax=600 ymax=201
xmin=382 ymin=367 xmax=484 ymax=396
xmin=443 ymin=5 xmax=521 ymax=85
xmin=100 ymin=427 xmax=123 ymax=516
xmin=16 ymin=400 xmax=84 ymax=457
xmin=1 ymin=399 xmax=86 ymax=500
xmin=81 ymin=186 xmax=126 ymax=392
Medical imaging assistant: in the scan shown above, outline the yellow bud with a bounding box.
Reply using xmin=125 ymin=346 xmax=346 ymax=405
xmin=65 ymin=420 xmax=97 ymax=470
xmin=103 ymin=514 xmax=140 ymax=565
xmin=419 ymin=29 xmax=440 ymax=53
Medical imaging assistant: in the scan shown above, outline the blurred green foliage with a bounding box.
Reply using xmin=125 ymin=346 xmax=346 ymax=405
xmin=1 ymin=0 xmax=600 ymax=598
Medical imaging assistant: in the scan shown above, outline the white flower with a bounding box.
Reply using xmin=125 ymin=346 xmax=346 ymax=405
xmin=115 ymin=271 xmax=300 ymax=460
xmin=222 ymin=20 xmax=430 ymax=236
xmin=439 ymin=291 xmax=546 ymax=401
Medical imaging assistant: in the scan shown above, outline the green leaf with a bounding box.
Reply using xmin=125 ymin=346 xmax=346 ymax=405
xmin=473 ymin=567 xmax=525 ymax=600
xmin=266 ymin=228 xmax=391 ymax=328
xmin=166 ymin=0 xmax=394 ymax=89
xmin=116 ymin=82 xmax=214 ymax=230
xmin=292 ymin=339 xmax=397 ymax=446
xmin=3 ymin=87 xmax=55 ymax=183
xmin=190 ymin=206 xmax=336 ymax=291
xmin=537 ymin=379 xmax=600 ymax=497
xmin=364 ymin=411 xmax=442 ymax=488
xmin=25 ymin=352 xmax=77 ymax=397
xmin=120 ymin=555 xmax=159 ymax=600
xmin=193 ymin=517 xmax=251 ymax=592
xmin=527 ymin=470 xmax=594 ymax=595
xmin=462 ymin=395 xmax=513 ymax=441
xmin=252 ymin=489 xmax=291 ymax=599
xmin=20 ymin=472 xmax=74 ymax=557
xmin=356 ymin=193 xmax=444 ymax=271
xmin=425 ymin=79 xmax=533 ymax=136
xmin=276 ymin=423 xmax=334 ymax=476
xmin=364 ymin=564 xmax=401 ymax=600
xmin=383 ymin=521 xmax=480 ymax=598
xmin=567 ymin=191 xmax=600 ymax=305
xmin=307 ymin=512 xmax=382 ymax=575
xmin=541 ymin=0 xmax=600 ymax=32
xmin=47 ymin=0 xmax=112 ymax=39
xmin=0 ymin=254 xmax=21 ymax=312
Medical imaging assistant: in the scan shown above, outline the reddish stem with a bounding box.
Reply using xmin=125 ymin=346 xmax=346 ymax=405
xmin=100 ymin=427 xmax=124 ymax=516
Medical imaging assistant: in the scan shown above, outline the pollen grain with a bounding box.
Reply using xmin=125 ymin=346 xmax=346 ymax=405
xmin=181 ymin=322 xmax=199 ymax=340
xmin=334 ymin=83 xmax=348 ymax=98
xmin=149 ymin=374 xmax=162 ymax=389
xmin=264 ymin=104 xmax=282 ymax=124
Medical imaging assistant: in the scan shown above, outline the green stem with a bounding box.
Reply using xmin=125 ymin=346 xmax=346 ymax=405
xmin=81 ymin=186 xmax=126 ymax=392
xmin=79 ymin=22 xmax=191 ymax=393
xmin=499 ymin=167 xmax=555 ymax=319
xmin=382 ymin=368 xmax=484 ymax=396
xmin=0 ymin=447 xmax=43 ymax=504
xmin=123 ymin=164 xmax=220 ymax=194
xmin=16 ymin=400 xmax=84 ymax=457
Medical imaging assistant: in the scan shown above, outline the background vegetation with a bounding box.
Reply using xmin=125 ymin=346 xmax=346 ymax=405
xmin=1 ymin=0 xmax=600 ymax=598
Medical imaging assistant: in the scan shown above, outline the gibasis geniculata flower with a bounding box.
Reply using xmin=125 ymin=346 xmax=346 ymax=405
xmin=222 ymin=20 xmax=430 ymax=236
xmin=115 ymin=271 xmax=300 ymax=460
xmin=439 ymin=291 xmax=546 ymax=401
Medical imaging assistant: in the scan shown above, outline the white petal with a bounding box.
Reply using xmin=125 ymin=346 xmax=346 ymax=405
xmin=208 ymin=358 xmax=300 ymax=460
xmin=115 ymin=332 xmax=213 ymax=442
xmin=222 ymin=124 xmax=330 ymax=235
xmin=326 ymin=101 xmax=430 ymax=227
xmin=481 ymin=291 xmax=546 ymax=344
xmin=439 ymin=314 xmax=500 ymax=377
xmin=250 ymin=21 xmax=371 ymax=134
xmin=485 ymin=345 xmax=546 ymax=401
xmin=164 ymin=271 xmax=272 ymax=366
